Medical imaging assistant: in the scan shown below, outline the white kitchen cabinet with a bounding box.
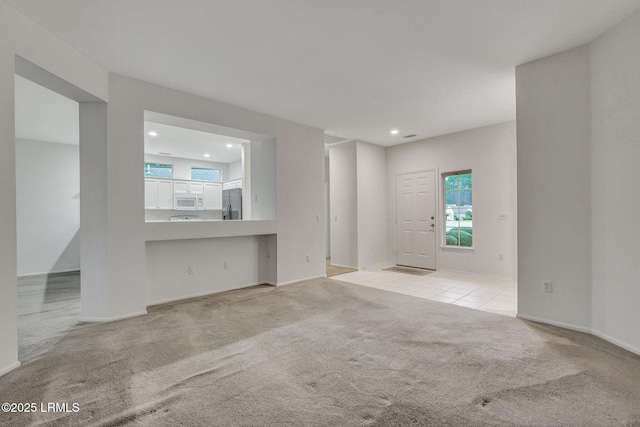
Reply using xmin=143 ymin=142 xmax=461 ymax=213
xmin=222 ymin=179 xmax=242 ymax=190
xmin=174 ymin=180 xmax=204 ymax=194
xmin=189 ymin=181 xmax=204 ymax=194
xmin=145 ymin=179 xmax=158 ymax=209
xmin=145 ymin=178 xmax=173 ymax=209
xmin=173 ymin=180 xmax=189 ymax=193
xmin=203 ymin=182 xmax=222 ymax=210
xmin=157 ymin=179 xmax=173 ymax=209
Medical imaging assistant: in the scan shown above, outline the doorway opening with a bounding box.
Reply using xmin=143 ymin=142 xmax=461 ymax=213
xmin=14 ymin=74 xmax=81 ymax=362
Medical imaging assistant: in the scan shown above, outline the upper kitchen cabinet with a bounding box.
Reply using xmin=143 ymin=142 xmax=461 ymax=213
xmin=222 ymin=179 xmax=242 ymax=190
xmin=173 ymin=180 xmax=203 ymax=194
xmin=145 ymin=178 xmax=173 ymax=210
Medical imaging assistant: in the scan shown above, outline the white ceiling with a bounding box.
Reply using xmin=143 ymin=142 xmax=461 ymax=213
xmin=144 ymin=122 xmax=246 ymax=164
xmin=7 ymin=0 xmax=640 ymax=146
xmin=14 ymin=74 xmax=79 ymax=145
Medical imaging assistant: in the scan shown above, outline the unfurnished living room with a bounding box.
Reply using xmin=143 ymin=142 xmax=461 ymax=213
xmin=1 ymin=1 xmax=640 ymax=426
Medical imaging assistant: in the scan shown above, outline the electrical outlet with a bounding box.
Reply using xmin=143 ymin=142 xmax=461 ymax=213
xmin=543 ymin=281 xmax=553 ymax=293
xmin=188 ymin=266 xmax=195 ymax=275
xmin=305 ymin=254 xmax=310 ymax=262
xmin=266 ymin=249 xmax=271 ymax=259
xmin=224 ymin=261 xmax=229 ymax=270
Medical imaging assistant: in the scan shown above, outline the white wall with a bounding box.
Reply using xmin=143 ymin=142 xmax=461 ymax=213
xmin=241 ymin=142 xmax=251 ymax=219
xmin=0 ymin=0 xmax=108 ymax=375
xmin=329 ymin=141 xmax=358 ymax=268
xmin=79 ymin=102 xmax=111 ymax=322
xmin=328 ymin=140 xmax=389 ymax=270
xmin=108 ymin=72 xmax=324 ymax=300
xmin=515 ymin=9 xmax=640 ymax=355
xmin=147 ymin=236 xmax=265 ymax=305
xmin=386 ymin=122 xmax=518 ymax=279
xmin=356 ymin=141 xmax=387 ymax=269
xmin=250 ymin=138 xmax=276 ymax=220
xmin=516 ymin=46 xmax=592 ymax=328
xmin=590 ymin=10 xmax=640 ymax=353
xmin=325 ymin=155 xmax=330 ymax=258
xmin=15 ymin=139 xmax=80 ymax=276
xmin=228 ymin=159 xmax=242 ymax=180
xmin=272 ymin=121 xmax=325 ymax=285
xmin=145 ymin=153 xmax=229 ymax=181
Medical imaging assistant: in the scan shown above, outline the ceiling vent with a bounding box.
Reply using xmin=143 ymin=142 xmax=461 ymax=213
xmin=403 ymin=134 xmax=417 ymax=138
xmin=324 ymin=133 xmax=348 ymax=145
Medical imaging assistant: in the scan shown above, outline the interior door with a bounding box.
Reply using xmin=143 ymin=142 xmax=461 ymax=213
xmin=396 ymin=171 xmax=436 ymax=269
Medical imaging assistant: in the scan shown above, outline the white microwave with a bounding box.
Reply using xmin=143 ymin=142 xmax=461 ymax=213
xmin=174 ymin=193 xmax=204 ymax=210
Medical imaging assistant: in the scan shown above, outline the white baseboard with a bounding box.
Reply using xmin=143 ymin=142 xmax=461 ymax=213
xmin=0 ymin=361 xmax=21 ymax=377
xmin=18 ymin=269 xmax=80 ymax=278
xmin=81 ymin=310 xmax=148 ymax=323
xmin=277 ymin=275 xmax=326 ymax=287
xmin=329 ymin=263 xmax=358 ymax=270
xmin=148 ymin=282 xmax=270 ymax=307
xmin=516 ymin=313 xmax=592 ymax=334
xmin=516 ymin=313 xmax=640 ymax=357
xmin=591 ymin=329 xmax=640 ymax=357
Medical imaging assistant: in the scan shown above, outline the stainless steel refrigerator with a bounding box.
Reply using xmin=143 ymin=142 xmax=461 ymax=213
xmin=222 ymin=188 xmax=242 ymax=220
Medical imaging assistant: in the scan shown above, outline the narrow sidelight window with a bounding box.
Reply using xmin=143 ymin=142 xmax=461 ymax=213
xmin=443 ymin=170 xmax=472 ymax=247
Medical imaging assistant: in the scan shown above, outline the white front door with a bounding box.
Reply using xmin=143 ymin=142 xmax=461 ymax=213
xmin=396 ymin=171 xmax=437 ymax=269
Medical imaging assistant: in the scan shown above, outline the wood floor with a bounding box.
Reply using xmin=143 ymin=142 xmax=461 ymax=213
xmin=17 ymin=271 xmax=81 ymax=362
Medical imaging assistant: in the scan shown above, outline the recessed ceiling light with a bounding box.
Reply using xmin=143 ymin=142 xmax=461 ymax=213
xmin=147 ymin=131 xmax=158 ymax=137
xmin=226 ymin=144 xmax=233 ymax=148
xmin=204 ymin=153 xmax=210 ymax=158
xmin=390 ymin=130 xmax=399 ymax=135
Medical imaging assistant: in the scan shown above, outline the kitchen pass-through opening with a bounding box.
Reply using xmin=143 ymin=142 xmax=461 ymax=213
xmin=143 ymin=111 xmax=276 ymax=224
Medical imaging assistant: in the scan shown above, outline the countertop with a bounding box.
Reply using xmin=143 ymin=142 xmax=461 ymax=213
xmin=144 ymin=219 xmax=277 ymax=241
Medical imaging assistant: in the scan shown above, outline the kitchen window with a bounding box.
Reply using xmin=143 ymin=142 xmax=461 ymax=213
xmin=191 ymin=167 xmax=221 ymax=182
xmin=144 ymin=162 xmax=173 ymax=178
xmin=443 ymin=170 xmax=472 ymax=247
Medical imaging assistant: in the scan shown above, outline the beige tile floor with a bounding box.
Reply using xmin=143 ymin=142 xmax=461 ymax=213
xmin=334 ymin=268 xmax=518 ymax=317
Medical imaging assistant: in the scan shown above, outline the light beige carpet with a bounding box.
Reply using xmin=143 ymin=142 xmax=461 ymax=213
xmin=1 ymin=278 xmax=640 ymax=426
